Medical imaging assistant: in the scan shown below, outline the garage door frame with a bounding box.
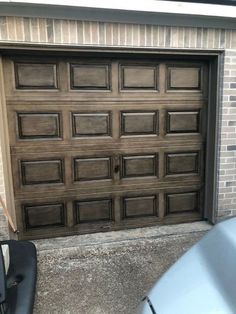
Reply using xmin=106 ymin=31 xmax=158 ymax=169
xmin=0 ymin=44 xmax=223 ymax=238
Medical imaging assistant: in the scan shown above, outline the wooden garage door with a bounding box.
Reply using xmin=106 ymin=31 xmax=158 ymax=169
xmin=3 ymin=54 xmax=208 ymax=239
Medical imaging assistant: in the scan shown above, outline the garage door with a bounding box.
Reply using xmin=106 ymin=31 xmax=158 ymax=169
xmin=3 ymin=54 xmax=208 ymax=239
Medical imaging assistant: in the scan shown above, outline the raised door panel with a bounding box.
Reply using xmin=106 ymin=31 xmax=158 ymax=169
xmin=166 ymin=111 xmax=200 ymax=134
xmin=75 ymin=198 xmax=113 ymax=223
xmin=121 ymin=154 xmax=158 ymax=178
xmin=17 ymin=112 xmax=61 ymax=139
xmin=15 ymin=63 xmax=57 ymax=89
xmin=70 ymin=64 xmax=111 ymax=90
xmin=167 ymin=66 xmax=201 ymax=90
xmin=121 ymin=111 xmax=158 ymax=136
xmin=72 ymin=112 xmax=111 ymax=137
xmin=122 ymin=195 xmax=158 ymax=218
xmin=120 ymin=65 xmax=158 ymax=90
xmin=21 ymin=159 xmax=64 ymax=185
xmin=166 ymin=191 xmax=199 ymax=214
xmin=165 ymin=152 xmax=199 ymax=176
xmin=23 ymin=203 xmax=66 ymax=229
xmin=74 ymin=157 xmax=112 ymax=181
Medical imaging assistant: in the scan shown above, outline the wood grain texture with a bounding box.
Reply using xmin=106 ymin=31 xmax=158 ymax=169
xmin=15 ymin=63 xmax=57 ymax=89
xmin=166 ymin=110 xmax=200 ymax=134
xmin=120 ymin=64 xmax=158 ymax=90
xmin=70 ymin=63 xmax=111 ymax=90
xmin=166 ymin=191 xmax=199 ymax=214
xmin=167 ymin=66 xmax=201 ymax=90
xmin=24 ymin=202 xmax=66 ymax=229
xmin=122 ymin=195 xmax=158 ymax=218
xmin=121 ymin=111 xmax=158 ymax=136
xmin=72 ymin=112 xmax=111 ymax=137
xmin=74 ymin=156 xmax=112 ymax=181
xmin=121 ymin=154 xmax=158 ymax=178
xmin=17 ymin=112 xmax=61 ymax=139
xmin=75 ymin=198 xmax=113 ymax=223
xmin=3 ymin=55 xmax=208 ymax=239
xmin=165 ymin=152 xmax=199 ymax=176
xmin=21 ymin=159 xmax=64 ymax=185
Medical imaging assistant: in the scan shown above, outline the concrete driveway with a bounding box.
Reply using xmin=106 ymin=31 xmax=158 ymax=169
xmin=33 ymin=222 xmax=211 ymax=314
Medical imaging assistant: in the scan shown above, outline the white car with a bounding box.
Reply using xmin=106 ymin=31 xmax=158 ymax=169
xmin=138 ymin=218 xmax=236 ymax=314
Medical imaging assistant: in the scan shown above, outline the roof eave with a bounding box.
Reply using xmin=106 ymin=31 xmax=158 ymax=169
xmin=0 ymin=2 xmax=236 ymax=30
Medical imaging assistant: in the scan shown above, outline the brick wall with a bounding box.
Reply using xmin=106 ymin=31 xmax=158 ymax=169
xmin=0 ymin=16 xmax=236 ymax=235
xmin=0 ymin=138 xmax=8 ymax=239
xmin=0 ymin=17 xmax=236 ymax=48
xmin=218 ymin=50 xmax=236 ymax=219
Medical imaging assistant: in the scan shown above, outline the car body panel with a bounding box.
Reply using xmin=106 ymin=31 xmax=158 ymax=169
xmin=139 ymin=218 xmax=236 ymax=314
xmin=138 ymin=299 xmax=154 ymax=314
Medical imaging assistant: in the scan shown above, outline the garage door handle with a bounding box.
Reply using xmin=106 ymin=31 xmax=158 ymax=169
xmin=114 ymin=165 xmax=120 ymax=173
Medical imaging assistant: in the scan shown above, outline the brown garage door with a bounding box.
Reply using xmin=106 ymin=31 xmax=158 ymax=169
xmin=3 ymin=53 xmax=208 ymax=239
